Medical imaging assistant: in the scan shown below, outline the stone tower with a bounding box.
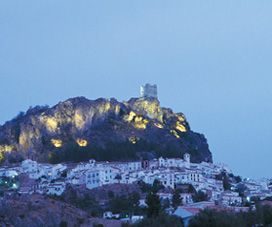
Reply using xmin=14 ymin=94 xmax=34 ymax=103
xmin=184 ymin=153 xmax=190 ymax=168
xmin=140 ymin=83 xmax=158 ymax=99
xmin=183 ymin=153 xmax=190 ymax=163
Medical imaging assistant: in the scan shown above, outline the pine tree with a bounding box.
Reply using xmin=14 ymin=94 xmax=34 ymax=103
xmin=172 ymin=189 xmax=182 ymax=209
xmin=146 ymin=192 xmax=161 ymax=218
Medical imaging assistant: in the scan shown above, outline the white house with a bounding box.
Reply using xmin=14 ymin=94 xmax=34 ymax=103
xmin=21 ymin=159 xmax=38 ymax=173
xmin=159 ymin=158 xmax=185 ymax=169
xmin=46 ymin=182 xmax=66 ymax=196
xmin=219 ymin=190 xmax=242 ymax=206
xmin=85 ymin=166 xmax=118 ymax=189
xmin=49 ymin=164 xmax=67 ymax=179
xmin=158 ymin=192 xmax=173 ymax=201
xmin=159 ymin=153 xmax=190 ymax=169
xmin=21 ymin=159 xmax=42 ymax=179
xmin=159 ymin=172 xmax=175 ymax=189
xmin=180 ymin=193 xmax=193 ymax=204
xmin=21 ymin=160 xmax=58 ymax=180
xmin=103 ymin=211 xmax=120 ymax=219
xmin=0 ymin=169 xmax=18 ymax=178
xmin=175 ymin=171 xmax=203 ymax=187
xmin=109 ymin=161 xmax=142 ymax=172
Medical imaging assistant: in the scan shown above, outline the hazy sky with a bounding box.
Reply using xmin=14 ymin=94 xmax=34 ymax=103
xmin=1 ymin=1 xmax=272 ymax=178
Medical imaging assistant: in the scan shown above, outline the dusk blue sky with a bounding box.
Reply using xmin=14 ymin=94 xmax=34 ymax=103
xmin=1 ymin=1 xmax=271 ymax=178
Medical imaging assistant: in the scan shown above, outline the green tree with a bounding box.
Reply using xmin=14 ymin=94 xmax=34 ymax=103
xmin=151 ymin=179 xmax=164 ymax=193
xmin=138 ymin=181 xmax=152 ymax=193
xmin=161 ymin=198 xmax=170 ymax=210
xmin=108 ymin=190 xmax=115 ymax=199
xmin=258 ymin=205 xmax=272 ymax=225
xmin=172 ymin=190 xmax=182 ymax=209
xmin=133 ymin=214 xmax=183 ymax=227
xmin=216 ymin=171 xmax=232 ymax=190
xmin=59 ymin=220 xmax=68 ymax=227
xmin=192 ymin=190 xmax=208 ymax=202
xmin=131 ymin=192 xmax=140 ymax=210
xmin=236 ymin=183 xmax=247 ymax=197
xmin=223 ymin=176 xmax=231 ymax=190
xmin=146 ymin=192 xmax=161 ymax=218
xmin=108 ymin=193 xmax=140 ymax=216
xmin=189 ymin=209 xmax=246 ymax=227
xmin=188 ymin=205 xmax=272 ymax=227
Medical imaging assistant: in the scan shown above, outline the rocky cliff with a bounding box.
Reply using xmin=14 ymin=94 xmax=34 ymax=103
xmin=0 ymin=97 xmax=212 ymax=164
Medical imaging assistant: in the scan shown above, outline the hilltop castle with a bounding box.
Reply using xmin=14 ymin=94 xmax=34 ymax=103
xmin=140 ymin=83 xmax=158 ymax=99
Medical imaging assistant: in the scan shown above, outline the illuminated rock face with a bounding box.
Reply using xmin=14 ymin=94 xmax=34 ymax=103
xmin=129 ymin=136 xmax=138 ymax=144
xmin=171 ymin=130 xmax=180 ymax=139
xmin=19 ymin=131 xmax=29 ymax=149
xmin=124 ymin=111 xmax=149 ymax=130
xmin=74 ymin=112 xmax=85 ymax=129
xmin=128 ymin=98 xmax=163 ymax=121
xmin=51 ymin=139 xmax=62 ymax=148
xmin=177 ymin=115 xmax=185 ymax=122
xmin=0 ymin=145 xmax=15 ymax=161
xmin=0 ymin=145 xmax=14 ymax=153
xmin=176 ymin=121 xmax=187 ymax=132
xmin=76 ymin=139 xmax=88 ymax=147
xmin=134 ymin=118 xmax=149 ymax=130
xmin=154 ymin=122 xmax=164 ymax=129
xmin=42 ymin=116 xmax=58 ymax=132
xmin=0 ymin=96 xmax=212 ymax=163
xmin=124 ymin=111 xmax=137 ymax=122
xmin=19 ymin=125 xmax=41 ymax=150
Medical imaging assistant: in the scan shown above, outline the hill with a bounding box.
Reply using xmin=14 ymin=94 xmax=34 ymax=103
xmin=0 ymin=97 xmax=212 ymax=164
xmin=0 ymin=193 xmax=121 ymax=227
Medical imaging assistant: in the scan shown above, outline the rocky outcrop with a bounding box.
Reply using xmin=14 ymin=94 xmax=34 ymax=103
xmin=0 ymin=97 xmax=212 ymax=164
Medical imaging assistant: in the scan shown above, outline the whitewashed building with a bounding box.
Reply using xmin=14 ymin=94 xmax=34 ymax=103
xmin=46 ymin=182 xmax=66 ymax=196
xmin=159 ymin=153 xmax=190 ymax=169
xmin=219 ymin=191 xmax=242 ymax=206
xmin=0 ymin=169 xmax=18 ymax=178
xmin=85 ymin=166 xmax=118 ymax=189
xmin=108 ymin=161 xmax=142 ymax=173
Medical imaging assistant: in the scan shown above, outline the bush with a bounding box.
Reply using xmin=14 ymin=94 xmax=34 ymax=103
xmin=189 ymin=205 xmax=272 ymax=227
xmin=59 ymin=220 xmax=68 ymax=227
xmin=109 ymin=192 xmax=140 ymax=215
xmin=192 ymin=190 xmax=208 ymax=202
xmin=189 ymin=209 xmax=246 ymax=227
xmin=133 ymin=214 xmax=183 ymax=227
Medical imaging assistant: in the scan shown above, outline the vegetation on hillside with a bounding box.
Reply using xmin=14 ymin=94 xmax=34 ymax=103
xmin=48 ymin=139 xmax=185 ymax=164
xmin=189 ymin=205 xmax=272 ymax=227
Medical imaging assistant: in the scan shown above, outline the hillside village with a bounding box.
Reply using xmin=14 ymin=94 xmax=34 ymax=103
xmin=1 ymin=86 xmax=272 ymax=225
xmin=1 ymin=153 xmax=272 ymax=225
